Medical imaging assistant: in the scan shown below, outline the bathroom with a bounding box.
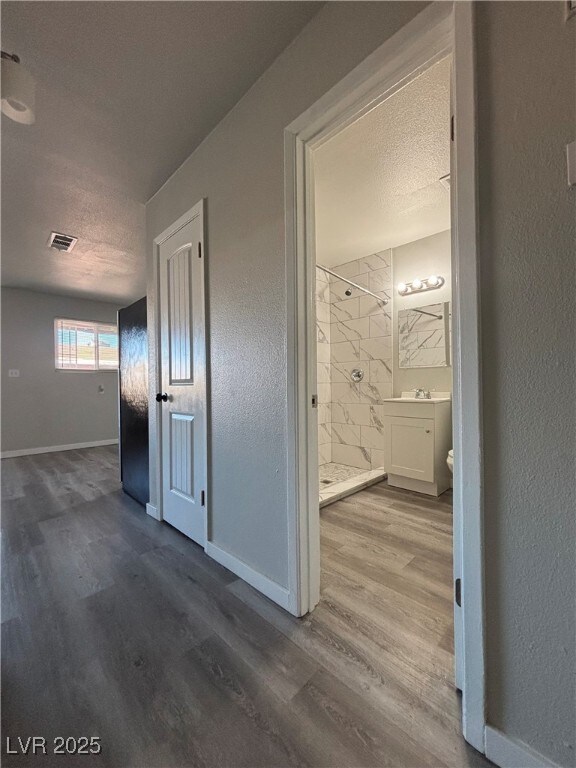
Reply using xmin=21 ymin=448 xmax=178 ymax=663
xmin=312 ymin=55 xmax=458 ymax=700
xmin=314 ymin=56 xmax=453 ymax=508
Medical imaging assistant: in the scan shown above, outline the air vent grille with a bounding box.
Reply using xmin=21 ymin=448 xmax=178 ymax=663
xmin=48 ymin=232 xmax=78 ymax=252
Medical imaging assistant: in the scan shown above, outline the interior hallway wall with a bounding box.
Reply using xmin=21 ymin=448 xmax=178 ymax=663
xmin=1 ymin=287 xmax=121 ymax=454
xmin=392 ymin=229 xmax=452 ymax=396
xmin=477 ymin=3 xmax=575 ymax=765
xmin=146 ymin=1 xmax=428 ymax=588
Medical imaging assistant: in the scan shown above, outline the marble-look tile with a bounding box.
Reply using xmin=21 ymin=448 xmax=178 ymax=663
xmin=330 ymin=361 xmax=367 ymax=384
xmin=318 ymin=382 xmax=331 ymax=404
xmin=361 ymin=425 xmax=385 ymax=451
xmin=331 ymin=402 xmax=371 ymax=426
xmin=361 ymin=250 xmax=391 ymax=272
xmin=317 ymin=362 xmax=331 ymax=383
xmin=331 ymin=318 xmax=370 ymax=344
xmin=369 ymin=313 xmax=391 ymax=337
xmin=371 ymin=449 xmax=386 ymax=470
xmin=369 ymin=405 xmax=385 ymax=428
xmin=317 ymin=320 xmax=330 ymax=345
xmin=318 ymin=423 xmax=332 ymax=444
xmin=317 ymin=341 xmax=330 ymax=363
xmin=330 ymin=298 xmax=360 ymax=322
xmin=315 ymin=279 xmax=330 ymax=303
xmin=330 ymin=340 xmax=360 ymax=362
xmin=369 ymin=359 xmax=392 ymax=383
xmin=329 ymin=260 xmax=362 ymax=279
xmin=358 ymin=295 xmax=389 ymax=317
xmin=318 ymin=403 xmax=331 ymax=424
xmin=329 ymin=275 xmax=370 ymax=303
xmin=369 ymin=267 xmax=391 ymax=293
xmin=331 ymin=382 xmax=361 ymax=404
xmin=316 ymin=300 xmax=331 ymax=324
xmin=331 ymin=423 xmax=361 ymax=447
xmin=319 ymin=442 xmax=331 ymax=465
xmin=360 ymin=381 xmax=393 ymax=404
xmin=359 ymin=336 xmax=392 ymax=360
xmin=332 ymin=443 xmax=371 ymax=470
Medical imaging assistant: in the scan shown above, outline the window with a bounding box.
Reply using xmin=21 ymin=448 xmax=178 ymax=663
xmin=55 ymin=318 xmax=119 ymax=371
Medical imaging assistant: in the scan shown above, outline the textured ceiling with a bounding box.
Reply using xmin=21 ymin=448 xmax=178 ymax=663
xmin=1 ymin=1 xmax=321 ymax=303
xmin=314 ymin=57 xmax=451 ymax=268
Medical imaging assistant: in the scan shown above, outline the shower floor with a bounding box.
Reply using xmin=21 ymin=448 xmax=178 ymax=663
xmin=319 ymin=462 xmax=386 ymax=507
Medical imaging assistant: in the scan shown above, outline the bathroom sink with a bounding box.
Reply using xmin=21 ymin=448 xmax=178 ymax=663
xmin=383 ymin=397 xmax=451 ymax=403
xmin=383 ymin=391 xmax=452 ymax=404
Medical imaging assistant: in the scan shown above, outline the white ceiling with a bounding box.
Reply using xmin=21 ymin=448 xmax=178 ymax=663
xmin=1 ymin=1 xmax=321 ymax=304
xmin=314 ymin=56 xmax=451 ymax=268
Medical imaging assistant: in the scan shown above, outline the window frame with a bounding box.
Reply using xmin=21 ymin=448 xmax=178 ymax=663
xmin=54 ymin=317 xmax=119 ymax=372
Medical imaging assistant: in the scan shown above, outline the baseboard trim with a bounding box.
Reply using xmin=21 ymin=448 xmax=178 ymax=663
xmin=146 ymin=503 xmax=161 ymax=521
xmin=1 ymin=439 xmax=118 ymax=459
xmin=205 ymin=541 xmax=291 ymax=611
xmin=485 ymin=726 xmax=561 ymax=768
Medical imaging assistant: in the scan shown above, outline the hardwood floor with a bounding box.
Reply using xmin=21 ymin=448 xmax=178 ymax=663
xmin=1 ymin=447 xmax=492 ymax=767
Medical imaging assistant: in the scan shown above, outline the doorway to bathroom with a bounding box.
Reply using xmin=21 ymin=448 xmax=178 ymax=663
xmin=285 ymin=3 xmax=485 ymax=751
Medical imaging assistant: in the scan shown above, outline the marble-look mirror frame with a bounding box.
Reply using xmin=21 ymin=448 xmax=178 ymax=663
xmin=398 ymin=301 xmax=451 ymax=368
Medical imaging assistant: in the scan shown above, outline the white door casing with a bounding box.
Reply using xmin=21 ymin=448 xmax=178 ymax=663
xmin=285 ymin=2 xmax=485 ymax=754
xmin=157 ymin=201 xmax=207 ymax=546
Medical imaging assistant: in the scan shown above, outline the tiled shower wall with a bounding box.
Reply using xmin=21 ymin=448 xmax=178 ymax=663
xmin=316 ymin=267 xmax=332 ymax=464
xmin=316 ymin=250 xmax=393 ymax=471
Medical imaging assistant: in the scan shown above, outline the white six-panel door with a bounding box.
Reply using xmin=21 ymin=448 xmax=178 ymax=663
xmin=158 ymin=201 xmax=207 ymax=546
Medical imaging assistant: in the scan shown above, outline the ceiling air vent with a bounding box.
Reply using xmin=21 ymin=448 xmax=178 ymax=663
xmin=48 ymin=231 xmax=78 ymax=252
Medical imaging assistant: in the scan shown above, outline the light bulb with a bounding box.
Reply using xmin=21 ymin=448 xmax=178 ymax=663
xmin=412 ymin=278 xmax=423 ymax=290
xmin=397 ymin=282 xmax=407 ymax=294
xmin=428 ymin=275 xmax=440 ymax=286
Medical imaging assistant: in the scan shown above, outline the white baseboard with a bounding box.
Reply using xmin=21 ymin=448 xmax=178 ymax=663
xmin=146 ymin=503 xmax=161 ymax=521
xmin=1 ymin=439 xmax=118 ymax=459
xmin=485 ymin=726 xmax=561 ymax=768
xmin=205 ymin=541 xmax=291 ymax=611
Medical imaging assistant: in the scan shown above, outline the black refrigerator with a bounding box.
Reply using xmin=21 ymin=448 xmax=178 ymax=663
xmin=118 ymin=297 xmax=149 ymax=506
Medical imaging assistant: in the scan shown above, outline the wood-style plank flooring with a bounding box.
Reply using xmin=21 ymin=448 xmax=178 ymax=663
xmin=1 ymin=447 xmax=492 ymax=767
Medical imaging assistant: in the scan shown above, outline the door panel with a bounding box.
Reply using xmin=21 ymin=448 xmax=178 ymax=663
xmin=118 ymin=297 xmax=149 ymax=506
xmin=158 ymin=203 xmax=206 ymax=545
xmin=388 ymin=416 xmax=434 ymax=481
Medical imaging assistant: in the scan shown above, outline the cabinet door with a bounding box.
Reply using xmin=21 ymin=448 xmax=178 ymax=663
xmin=387 ymin=417 xmax=435 ymax=481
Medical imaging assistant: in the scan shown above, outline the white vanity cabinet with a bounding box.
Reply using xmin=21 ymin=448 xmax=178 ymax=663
xmin=382 ymin=393 xmax=452 ymax=496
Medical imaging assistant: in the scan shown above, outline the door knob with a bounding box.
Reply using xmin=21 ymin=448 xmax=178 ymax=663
xmin=156 ymin=392 xmax=168 ymax=402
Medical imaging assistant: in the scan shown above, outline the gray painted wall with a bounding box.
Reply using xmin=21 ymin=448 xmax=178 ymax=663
xmin=1 ymin=288 xmax=122 ymax=453
xmin=146 ymin=1 xmax=428 ymax=587
xmin=146 ymin=2 xmax=575 ymax=764
xmin=392 ymin=229 xmax=452 ymax=396
xmin=477 ymin=3 xmax=575 ymax=766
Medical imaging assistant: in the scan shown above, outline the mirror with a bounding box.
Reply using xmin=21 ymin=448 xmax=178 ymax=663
xmin=398 ymin=301 xmax=450 ymax=368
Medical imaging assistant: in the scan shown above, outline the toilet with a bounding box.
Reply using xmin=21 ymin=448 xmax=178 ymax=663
xmin=446 ymin=449 xmax=454 ymax=474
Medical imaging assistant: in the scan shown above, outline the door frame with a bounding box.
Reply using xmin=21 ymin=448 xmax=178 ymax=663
xmin=285 ymin=1 xmax=485 ymax=754
xmin=150 ymin=198 xmax=208 ymax=545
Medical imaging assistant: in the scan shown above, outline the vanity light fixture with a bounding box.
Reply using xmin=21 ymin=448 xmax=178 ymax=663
xmin=397 ymin=274 xmax=445 ymax=295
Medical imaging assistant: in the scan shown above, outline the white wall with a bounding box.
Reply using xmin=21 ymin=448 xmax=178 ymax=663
xmin=392 ymin=229 xmax=452 ymax=395
xmin=1 ymin=288 xmax=121 ymax=454
xmin=146 ymin=1 xmax=428 ymax=588
xmin=477 ymin=3 xmax=575 ymax=766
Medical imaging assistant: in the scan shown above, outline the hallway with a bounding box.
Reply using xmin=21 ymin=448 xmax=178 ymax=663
xmin=2 ymin=447 xmax=491 ymax=767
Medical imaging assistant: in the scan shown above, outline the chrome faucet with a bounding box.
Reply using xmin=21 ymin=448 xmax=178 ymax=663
xmin=414 ymin=388 xmax=431 ymax=399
